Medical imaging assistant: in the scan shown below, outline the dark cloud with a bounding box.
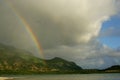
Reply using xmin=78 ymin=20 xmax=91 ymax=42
xmin=0 ymin=0 xmax=119 ymax=68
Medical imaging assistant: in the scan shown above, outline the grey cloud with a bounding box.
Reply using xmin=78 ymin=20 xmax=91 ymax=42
xmin=0 ymin=0 xmax=120 ymax=68
xmin=7 ymin=0 xmax=117 ymax=49
xmin=44 ymin=40 xmax=120 ymax=69
xmin=0 ymin=1 xmax=37 ymax=51
xmin=116 ymin=0 xmax=120 ymax=14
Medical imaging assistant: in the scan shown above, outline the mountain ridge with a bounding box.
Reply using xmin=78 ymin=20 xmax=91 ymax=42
xmin=0 ymin=43 xmax=82 ymax=74
xmin=0 ymin=43 xmax=120 ymax=74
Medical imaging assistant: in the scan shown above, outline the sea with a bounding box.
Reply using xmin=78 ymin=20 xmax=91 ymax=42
xmin=0 ymin=73 xmax=120 ymax=80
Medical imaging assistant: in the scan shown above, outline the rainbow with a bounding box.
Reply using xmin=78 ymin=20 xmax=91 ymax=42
xmin=20 ymin=16 xmax=45 ymax=59
xmin=5 ymin=1 xmax=46 ymax=61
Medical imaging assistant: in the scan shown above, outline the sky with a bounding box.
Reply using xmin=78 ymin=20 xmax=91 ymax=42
xmin=0 ymin=0 xmax=120 ymax=69
xmin=99 ymin=15 xmax=120 ymax=49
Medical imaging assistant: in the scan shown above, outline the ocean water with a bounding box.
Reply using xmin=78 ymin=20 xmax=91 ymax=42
xmin=0 ymin=73 xmax=120 ymax=80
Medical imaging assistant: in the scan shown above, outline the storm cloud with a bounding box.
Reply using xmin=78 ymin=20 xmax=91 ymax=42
xmin=0 ymin=0 xmax=120 ymax=68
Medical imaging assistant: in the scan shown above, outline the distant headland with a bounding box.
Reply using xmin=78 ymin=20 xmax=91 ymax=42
xmin=0 ymin=43 xmax=120 ymax=74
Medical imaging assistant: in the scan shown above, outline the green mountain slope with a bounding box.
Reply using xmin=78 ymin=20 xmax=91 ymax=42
xmin=46 ymin=57 xmax=82 ymax=72
xmin=0 ymin=43 xmax=82 ymax=74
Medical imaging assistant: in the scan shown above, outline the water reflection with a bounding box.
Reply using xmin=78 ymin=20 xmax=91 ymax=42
xmin=1 ymin=74 xmax=120 ymax=80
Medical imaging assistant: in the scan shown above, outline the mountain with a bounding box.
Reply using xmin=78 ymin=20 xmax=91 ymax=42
xmin=105 ymin=65 xmax=120 ymax=70
xmin=1 ymin=43 xmax=120 ymax=74
xmin=0 ymin=43 xmax=82 ymax=74
xmin=46 ymin=57 xmax=82 ymax=72
xmin=103 ymin=65 xmax=120 ymax=73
